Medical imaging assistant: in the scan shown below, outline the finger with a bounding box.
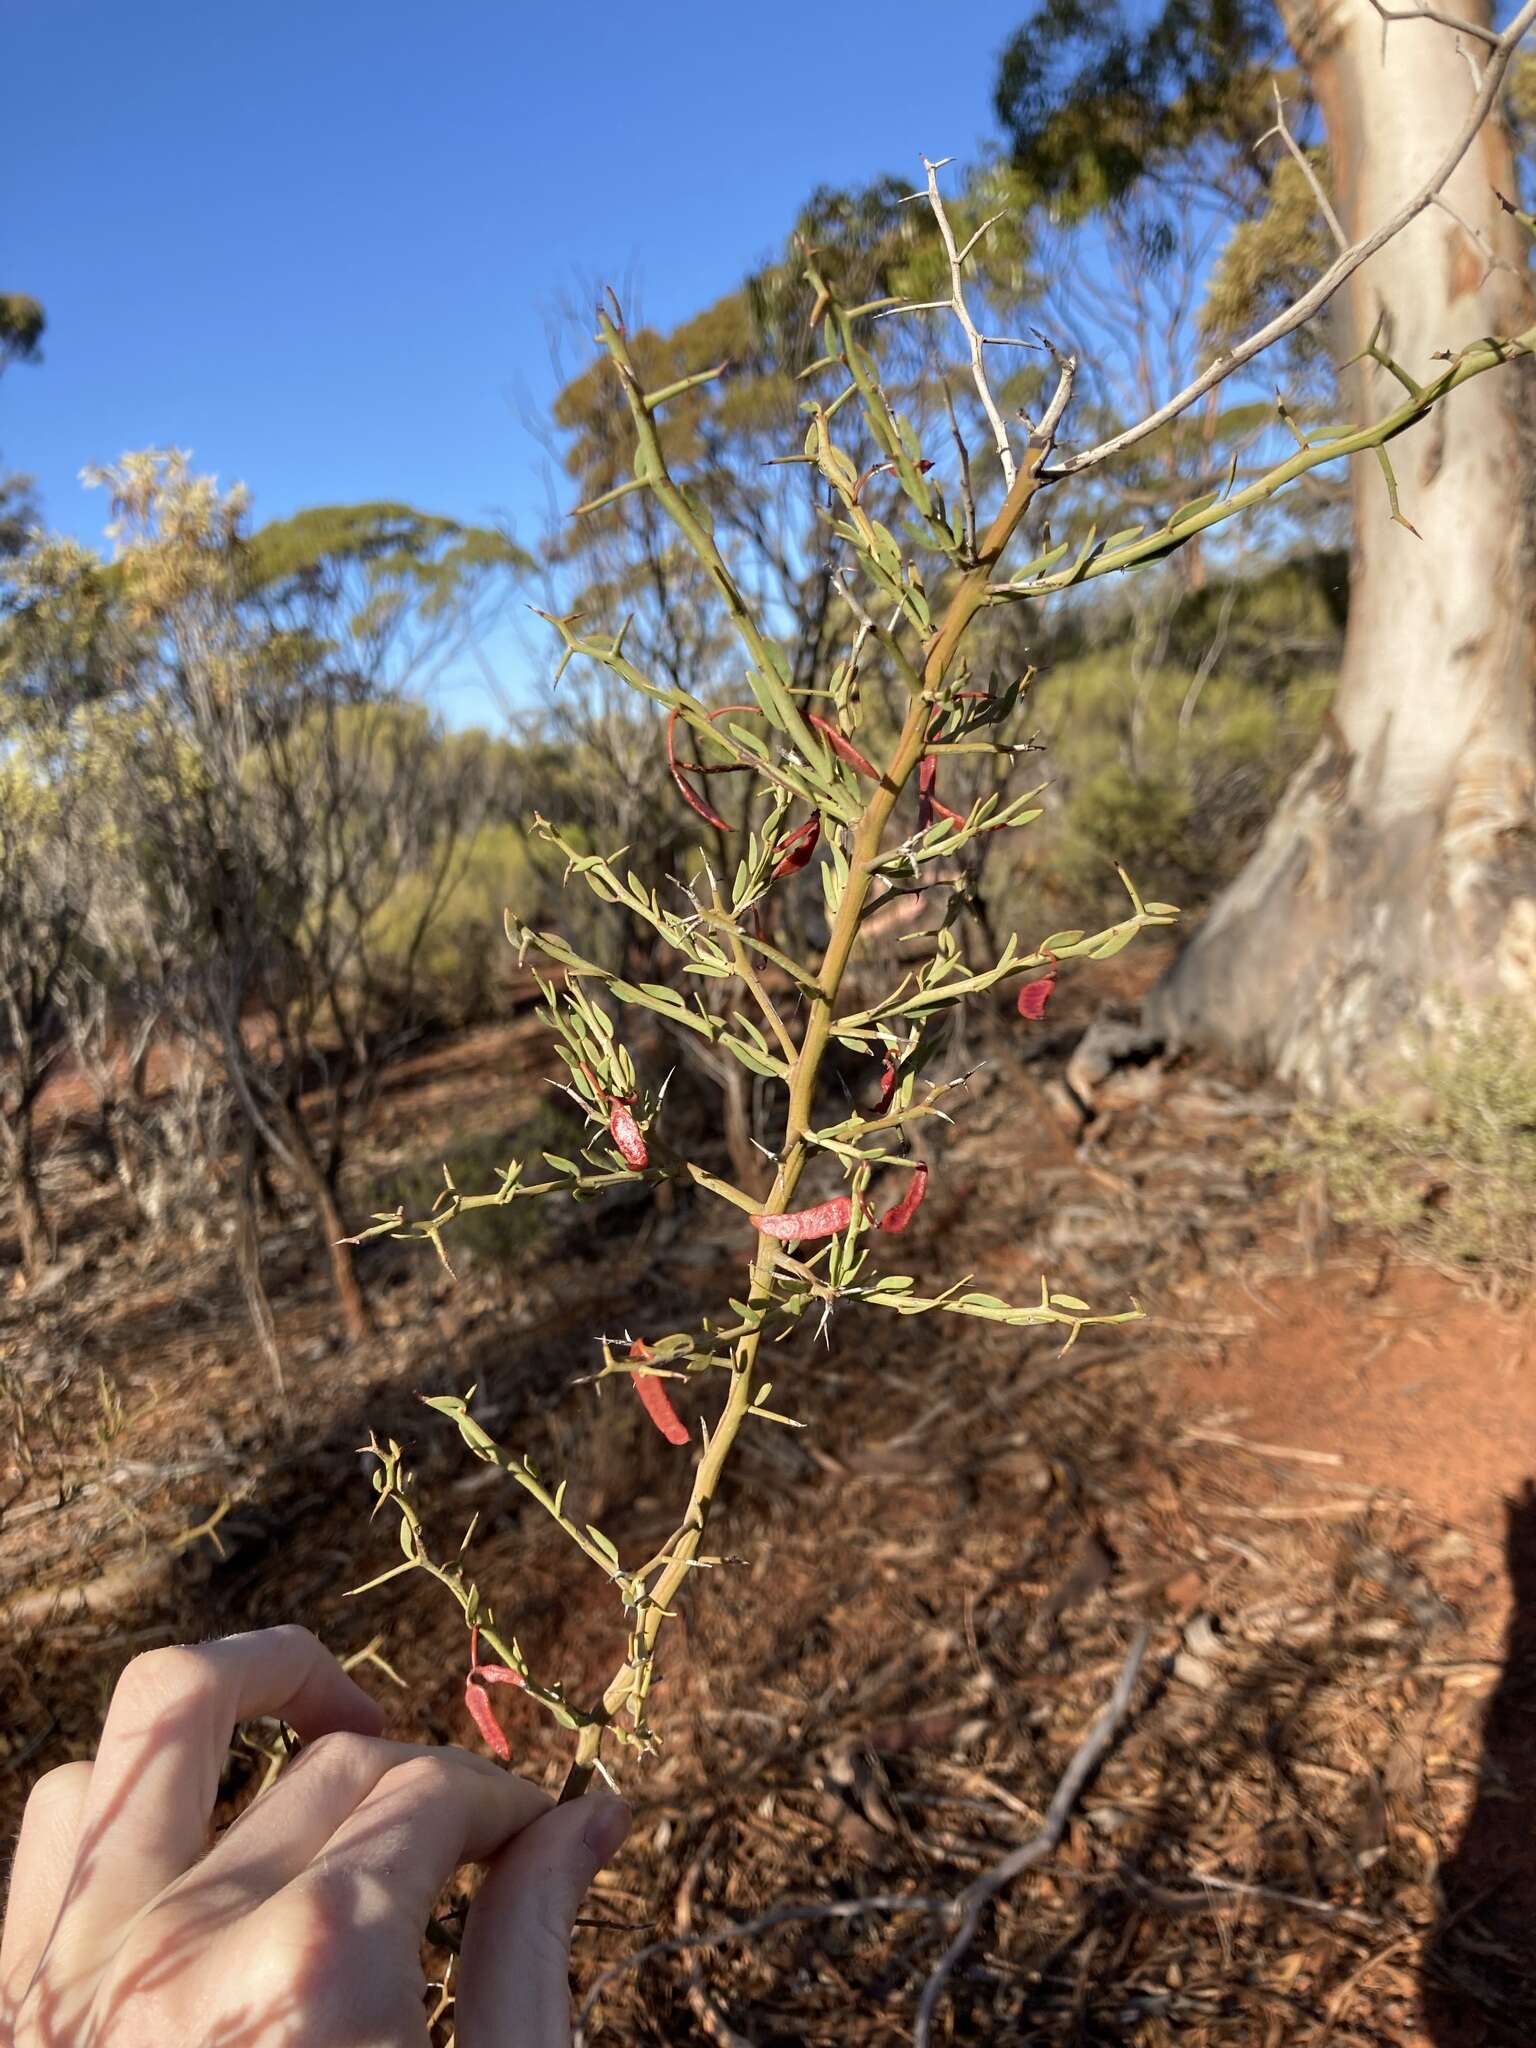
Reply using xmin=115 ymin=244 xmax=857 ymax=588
xmin=458 ymin=1793 xmax=631 ymax=2048
xmin=258 ymin=1749 xmax=556 ymax=1944
xmin=57 ymin=1626 xmax=383 ymax=1945
xmin=164 ymin=1736 xmax=530 ymax=1913
xmin=1 ymin=1761 xmax=92 ymax=1996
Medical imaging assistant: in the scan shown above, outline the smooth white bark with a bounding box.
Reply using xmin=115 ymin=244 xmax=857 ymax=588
xmin=1154 ymin=0 xmax=1536 ymax=1092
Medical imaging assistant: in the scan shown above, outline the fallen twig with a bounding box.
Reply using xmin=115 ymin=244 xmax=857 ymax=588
xmin=574 ymin=1886 xmax=954 ymax=2046
xmin=911 ymin=1623 xmax=1150 ymax=2046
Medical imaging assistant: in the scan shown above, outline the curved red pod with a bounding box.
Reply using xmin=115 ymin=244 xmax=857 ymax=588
xmin=667 ymin=702 xmax=767 ymax=832
xmin=629 ymin=1368 xmax=690 ymax=1445
xmin=465 ymin=1676 xmax=512 ymax=1760
xmin=1017 ymin=966 xmax=1058 ymax=1021
xmin=809 ymin=713 xmax=880 ymax=782
xmin=464 ymin=1625 xmax=524 ymax=1761
xmin=916 ymin=754 xmax=965 ymax=830
xmin=609 ymin=1099 xmax=649 ymax=1168
xmin=667 ymin=708 xmax=729 ymax=831
xmin=468 ymin=1624 xmax=524 ymax=1687
xmin=750 ymin=1195 xmax=854 ymax=1242
xmin=771 ymin=813 xmax=821 ymax=877
xmin=627 ymin=1338 xmax=689 ymax=1444
xmin=874 ymin=1051 xmax=898 ymax=1115
xmin=878 ymin=1161 xmax=928 ymax=1233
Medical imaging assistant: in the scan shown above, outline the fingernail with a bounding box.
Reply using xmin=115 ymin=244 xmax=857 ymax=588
xmin=581 ymin=1793 xmax=632 ymax=1863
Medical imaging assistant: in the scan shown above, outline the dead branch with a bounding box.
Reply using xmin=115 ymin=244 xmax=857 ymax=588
xmin=1054 ymin=0 xmax=1536 ymax=476
xmin=573 ymin=1627 xmax=1150 ymax=2047
xmin=1259 ymin=81 xmax=1347 ymax=251
xmin=573 ymin=1886 xmax=954 ymax=2046
xmin=911 ymin=1623 xmax=1151 ymax=2046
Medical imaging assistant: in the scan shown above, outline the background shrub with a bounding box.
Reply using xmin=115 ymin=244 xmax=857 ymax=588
xmin=1269 ymin=999 xmax=1536 ymax=1280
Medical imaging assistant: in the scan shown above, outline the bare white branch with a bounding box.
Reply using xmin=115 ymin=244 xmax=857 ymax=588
xmin=574 ymin=1893 xmax=957 ymax=2046
xmin=1259 ymin=81 xmax=1347 ymax=252
xmin=1365 ymin=0 xmax=1499 ymax=48
xmin=1432 ymin=189 xmax=1514 ymax=282
xmin=1054 ymin=0 xmax=1536 ymax=478
xmin=956 ymin=208 xmax=1009 ymax=269
xmin=572 ymin=1627 xmax=1150 ymax=2048
xmin=920 ymin=155 xmax=1021 ymax=488
xmin=1032 ymin=351 xmax=1079 ymax=444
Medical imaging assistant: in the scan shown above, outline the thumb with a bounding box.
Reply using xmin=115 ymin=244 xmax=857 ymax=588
xmin=457 ymin=1790 xmax=631 ymax=2048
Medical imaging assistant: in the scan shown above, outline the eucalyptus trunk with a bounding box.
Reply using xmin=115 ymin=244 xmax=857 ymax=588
xmin=1150 ymin=0 xmax=1536 ymax=1092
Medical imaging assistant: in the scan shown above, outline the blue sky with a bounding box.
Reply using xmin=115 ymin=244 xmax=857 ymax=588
xmin=5 ymin=0 xmax=1023 ymax=718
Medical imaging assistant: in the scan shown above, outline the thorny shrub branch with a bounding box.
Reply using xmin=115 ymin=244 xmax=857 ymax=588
xmin=347 ymin=155 xmax=1533 ymax=1812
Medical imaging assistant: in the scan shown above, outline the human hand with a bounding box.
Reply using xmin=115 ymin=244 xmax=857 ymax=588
xmin=0 ymin=1625 xmax=630 ymax=2046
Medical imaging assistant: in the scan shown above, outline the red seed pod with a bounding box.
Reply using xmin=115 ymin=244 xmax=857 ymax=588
xmin=875 ymin=1051 xmax=898 ymax=1115
xmin=916 ymin=754 xmax=965 ymax=830
xmin=464 ymin=1625 xmax=524 ymax=1762
xmin=667 ymin=708 xmax=729 ymax=831
xmin=771 ymin=813 xmax=821 ymax=878
xmin=628 ymin=1337 xmax=689 ymax=1445
xmin=465 ymin=1677 xmax=511 ymax=1760
xmin=609 ymin=1098 xmax=649 ymax=1168
xmin=750 ymin=1195 xmax=854 ymax=1242
xmin=808 ymin=713 xmax=879 ymax=782
xmin=627 ymin=1360 xmax=690 ymax=1446
xmin=1017 ymin=970 xmax=1057 ymax=1021
xmin=469 ymin=1627 xmax=525 ymax=1688
xmin=879 ymin=1161 xmax=929 ymax=1233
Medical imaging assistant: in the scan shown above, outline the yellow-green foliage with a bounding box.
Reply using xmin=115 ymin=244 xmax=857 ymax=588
xmin=1014 ymin=635 xmax=1329 ymax=917
xmin=366 ymin=822 xmax=541 ymax=1023
xmin=1274 ymin=1000 xmax=1536 ymax=1280
xmin=372 ymin=1109 xmax=578 ymax=1273
xmin=1201 ymin=153 xmax=1333 ymax=353
xmin=985 ymin=555 xmax=1343 ymax=919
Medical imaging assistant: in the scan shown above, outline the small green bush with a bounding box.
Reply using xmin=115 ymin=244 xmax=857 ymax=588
xmin=1017 ymin=642 xmax=1329 ymax=916
xmin=1270 ymin=999 xmax=1536 ymax=1279
xmin=367 ymin=822 xmax=543 ymax=1024
xmin=985 ymin=557 xmax=1341 ymax=922
xmin=370 ymin=1104 xmax=580 ymax=1274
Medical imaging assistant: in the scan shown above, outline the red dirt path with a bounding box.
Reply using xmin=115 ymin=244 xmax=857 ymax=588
xmin=1165 ymin=1260 xmax=1535 ymax=1547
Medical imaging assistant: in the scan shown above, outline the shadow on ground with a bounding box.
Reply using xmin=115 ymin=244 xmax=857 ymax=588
xmin=1422 ymin=1479 xmax=1536 ymax=2047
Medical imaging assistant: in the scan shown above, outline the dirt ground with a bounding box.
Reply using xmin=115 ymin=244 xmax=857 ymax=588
xmin=2 ymin=962 xmax=1533 ymax=2045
